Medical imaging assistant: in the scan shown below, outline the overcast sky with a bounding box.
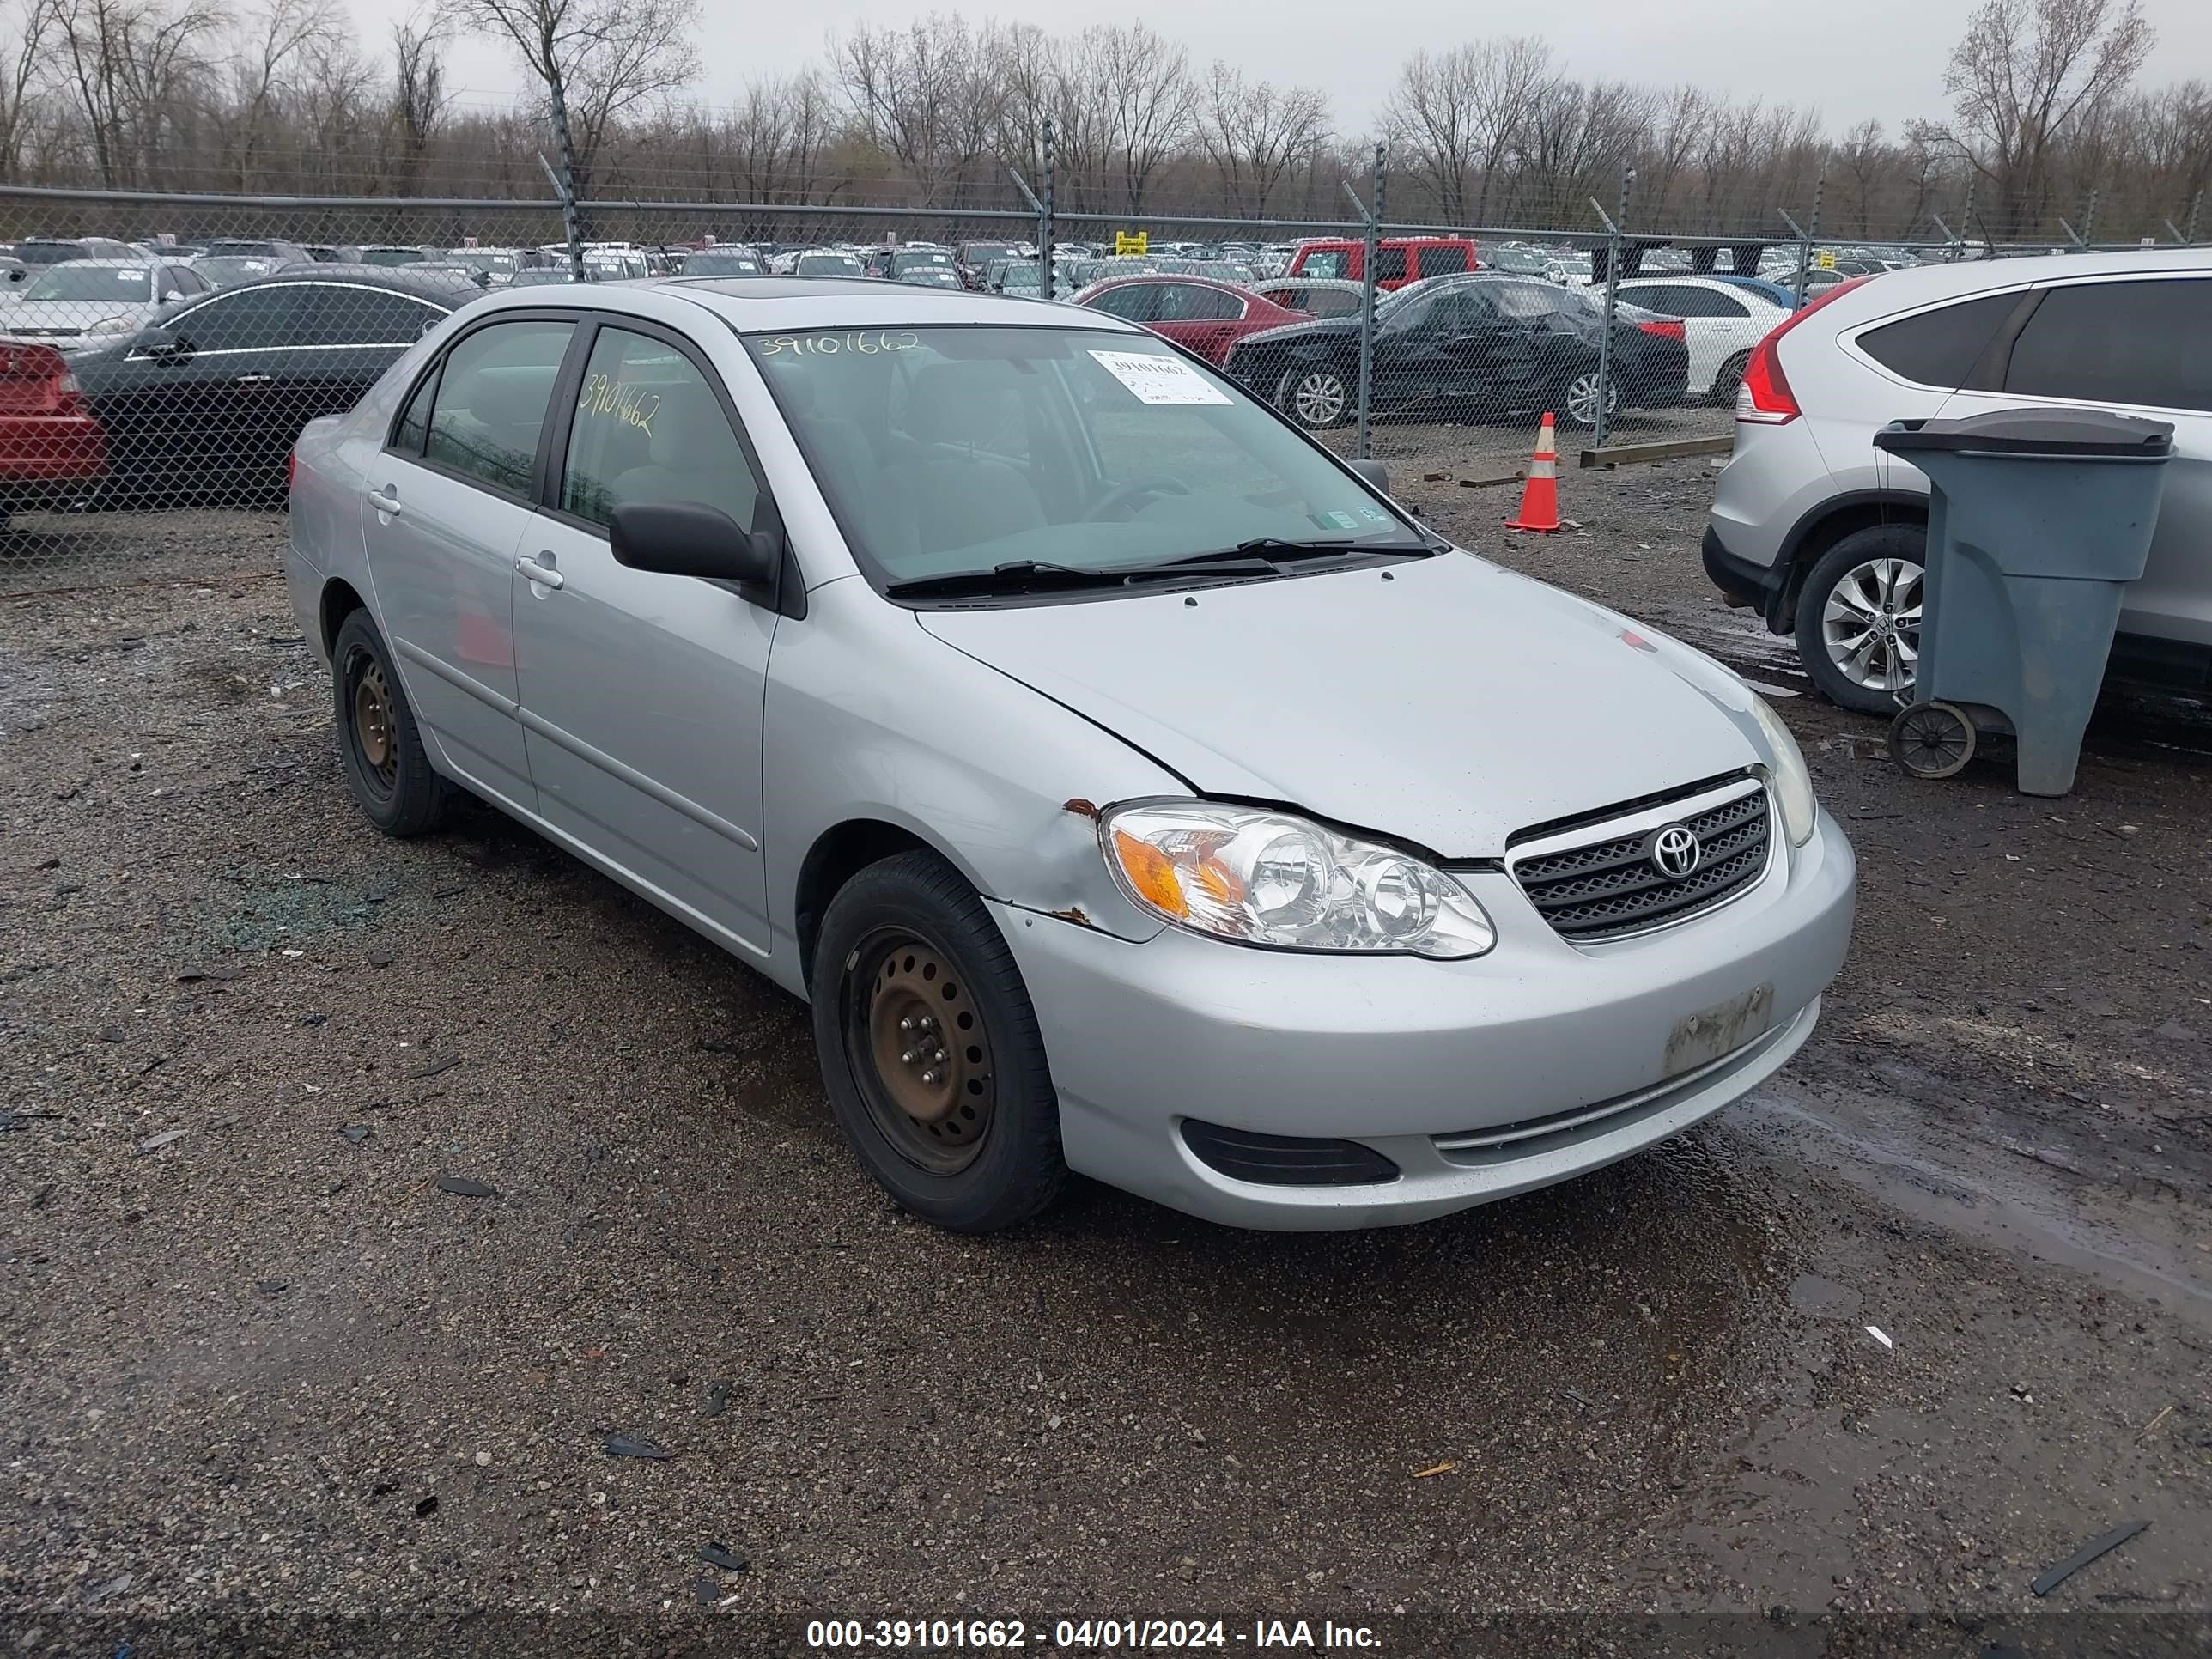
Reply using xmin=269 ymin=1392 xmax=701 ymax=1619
xmin=354 ymin=0 xmax=2209 ymax=140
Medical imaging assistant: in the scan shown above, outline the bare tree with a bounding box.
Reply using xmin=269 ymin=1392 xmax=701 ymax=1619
xmin=1385 ymin=38 xmax=1550 ymax=225
xmin=1075 ymin=24 xmax=1194 ymax=214
xmin=831 ymin=15 xmax=1006 ymax=205
xmin=53 ymin=0 xmax=228 ymax=187
xmin=437 ymin=0 xmax=699 ymax=197
xmin=386 ymin=9 xmax=447 ymax=193
xmin=0 ymin=0 xmax=57 ymax=173
xmin=1196 ymin=63 xmax=1329 ymax=217
xmin=215 ymin=0 xmax=342 ymax=187
xmin=1942 ymin=0 xmax=2153 ymax=235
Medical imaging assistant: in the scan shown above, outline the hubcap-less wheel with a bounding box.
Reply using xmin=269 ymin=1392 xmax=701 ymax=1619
xmin=1565 ymin=371 xmax=1620 ymax=427
xmin=1821 ymin=556 xmax=1923 ymax=696
xmin=848 ymin=931 xmax=994 ymax=1176
xmin=1285 ymin=370 xmax=1346 ymax=427
xmin=351 ymin=658 xmax=398 ymax=795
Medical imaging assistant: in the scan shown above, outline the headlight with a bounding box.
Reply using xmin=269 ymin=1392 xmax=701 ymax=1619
xmin=1102 ymin=800 xmax=1495 ymax=959
xmin=1750 ymin=696 xmax=1817 ymax=846
xmin=85 ymin=314 xmax=135 ymax=335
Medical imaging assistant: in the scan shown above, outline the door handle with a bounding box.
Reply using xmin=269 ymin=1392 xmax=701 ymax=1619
xmin=517 ymin=554 xmax=564 ymax=590
xmin=232 ymin=373 xmax=272 ymax=385
xmin=365 ymin=485 xmax=402 ymax=517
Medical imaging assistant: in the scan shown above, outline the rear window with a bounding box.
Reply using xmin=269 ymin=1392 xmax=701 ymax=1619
xmin=2002 ymin=277 xmax=2212 ymax=413
xmin=1373 ymin=246 xmax=1407 ymax=283
xmin=1297 ymin=248 xmax=1349 ymax=279
xmin=1857 ymin=292 xmax=2021 ymax=388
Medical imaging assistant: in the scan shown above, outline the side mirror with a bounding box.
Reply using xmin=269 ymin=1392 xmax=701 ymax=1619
xmin=1346 ymin=458 xmax=1389 ymax=496
xmin=609 ymin=500 xmax=787 ymax=609
xmin=140 ymin=325 xmax=188 ymax=361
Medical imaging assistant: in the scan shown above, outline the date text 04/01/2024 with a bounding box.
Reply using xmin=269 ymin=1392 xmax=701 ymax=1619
xmin=803 ymin=1620 xmax=1382 ymax=1650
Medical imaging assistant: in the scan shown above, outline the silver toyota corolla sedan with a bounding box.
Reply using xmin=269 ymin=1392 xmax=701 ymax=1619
xmin=284 ymin=278 xmax=1856 ymax=1233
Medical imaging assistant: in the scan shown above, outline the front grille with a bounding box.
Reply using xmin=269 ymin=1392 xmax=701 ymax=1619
xmin=1512 ymin=784 xmax=1771 ymax=942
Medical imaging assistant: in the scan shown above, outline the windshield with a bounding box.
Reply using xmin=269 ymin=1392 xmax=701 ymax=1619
xmin=452 ymin=252 xmax=516 ymax=273
xmin=686 ymin=252 xmax=761 ymax=274
xmin=747 ymin=325 xmax=1422 ymax=597
xmin=362 ymin=247 xmax=428 ymax=265
xmin=797 ymin=252 xmax=865 ymax=275
xmin=196 ymin=257 xmax=274 ymax=283
xmin=23 ymin=264 xmax=153 ymax=301
xmin=1487 ymin=248 xmax=1547 ymax=275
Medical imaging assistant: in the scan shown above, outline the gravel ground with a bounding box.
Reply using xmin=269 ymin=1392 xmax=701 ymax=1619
xmin=3 ymin=469 xmax=2209 ymax=1656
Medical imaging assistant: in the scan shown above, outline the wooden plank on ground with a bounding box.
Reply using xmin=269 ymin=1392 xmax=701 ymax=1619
xmin=1577 ymin=434 xmax=1734 ymax=470
xmin=1454 ymin=468 xmax=1526 ymax=489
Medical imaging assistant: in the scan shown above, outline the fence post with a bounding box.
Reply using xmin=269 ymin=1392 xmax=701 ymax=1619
xmin=1349 ymin=141 xmax=1384 ymax=461
xmin=544 ymin=84 xmax=587 ymax=280
xmin=1591 ymin=164 xmax=1631 ymax=451
xmin=1039 ymin=118 xmax=1056 ymax=299
xmin=2186 ymin=191 xmax=2203 ymax=246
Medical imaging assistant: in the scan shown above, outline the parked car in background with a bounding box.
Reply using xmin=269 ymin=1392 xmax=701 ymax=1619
xmin=1703 ymin=249 xmax=2212 ymax=711
xmin=955 ymin=240 xmax=1023 ymax=289
xmin=1225 ymin=274 xmax=1688 ymax=431
xmin=76 ymin=270 xmax=461 ymax=506
xmin=0 ymin=342 xmax=106 ymax=526
xmin=1767 ymin=267 xmax=1856 ymax=300
xmin=681 ymin=247 xmax=768 ymax=276
xmin=1612 ymin=274 xmax=1792 ymax=402
xmin=884 ymin=247 xmax=963 ymax=289
xmin=200 ymin=238 xmax=310 ymax=269
xmin=775 ymin=247 xmax=869 ymax=277
xmin=285 ymin=276 xmax=1851 ymax=1233
xmin=1 ymin=258 xmax=209 ymax=353
xmin=0 ymin=256 xmax=27 ymax=293
xmin=1286 ymin=237 xmax=1482 ymax=291
xmin=442 ymin=247 xmax=556 ymax=287
xmin=983 ymin=259 xmax=1051 ymax=298
xmin=357 ymin=245 xmax=441 ymax=268
xmin=1707 ymin=274 xmax=1805 ymax=312
xmin=1252 ymin=276 xmax=1366 ymax=319
xmin=1480 ymin=244 xmax=1555 ymax=280
xmin=1073 ymin=274 xmax=1305 ymax=368
xmin=11 ymin=236 xmax=137 ymax=268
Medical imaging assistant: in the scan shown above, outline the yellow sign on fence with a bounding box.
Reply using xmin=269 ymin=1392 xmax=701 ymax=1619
xmin=1115 ymin=231 xmax=1149 ymax=256
xmin=1814 ymin=249 xmax=1837 ymax=270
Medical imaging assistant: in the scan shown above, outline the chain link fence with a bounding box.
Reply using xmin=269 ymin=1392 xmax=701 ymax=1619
xmin=0 ymin=166 xmax=2202 ymax=592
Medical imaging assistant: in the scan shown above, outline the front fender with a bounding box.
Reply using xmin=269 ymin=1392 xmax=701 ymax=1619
xmin=761 ymin=579 xmax=1181 ymax=994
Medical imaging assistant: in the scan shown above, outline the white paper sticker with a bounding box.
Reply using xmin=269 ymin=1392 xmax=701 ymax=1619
xmin=1088 ymin=349 xmax=1232 ymax=406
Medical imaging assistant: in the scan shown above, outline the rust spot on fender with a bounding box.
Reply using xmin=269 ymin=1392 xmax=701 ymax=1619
xmin=1062 ymin=798 xmax=1101 ymax=820
xmin=1044 ymin=907 xmax=1095 ymax=928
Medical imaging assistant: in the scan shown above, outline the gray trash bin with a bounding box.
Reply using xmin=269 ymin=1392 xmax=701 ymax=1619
xmin=1871 ymin=407 xmax=2174 ymax=797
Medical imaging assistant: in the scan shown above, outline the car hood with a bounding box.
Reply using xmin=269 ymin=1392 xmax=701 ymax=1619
xmin=915 ymin=551 xmax=1769 ymax=859
xmin=5 ymin=301 xmax=138 ymax=327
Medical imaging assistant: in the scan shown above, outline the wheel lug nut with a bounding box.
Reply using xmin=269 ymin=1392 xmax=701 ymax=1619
xmin=900 ymin=1049 xmax=917 ymax=1065
xmin=921 ymin=1069 xmax=940 ymax=1085
xmin=898 ymin=1016 xmax=914 ymax=1033
xmin=933 ymin=1049 xmax=945 ymax=1063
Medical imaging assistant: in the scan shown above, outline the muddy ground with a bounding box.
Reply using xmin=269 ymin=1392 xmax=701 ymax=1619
xmin=2 ymin=447 xmax=2209 ymax=1656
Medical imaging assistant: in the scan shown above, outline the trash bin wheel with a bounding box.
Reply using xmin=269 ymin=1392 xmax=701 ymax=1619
xmin=1889 ymin=701 xmax=1977 ymax=780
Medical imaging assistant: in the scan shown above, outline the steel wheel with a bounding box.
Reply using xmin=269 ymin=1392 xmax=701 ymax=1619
xmin=1279 ymin=368 xmax=1349 ymax=428
xmin=1890 ymin=701 xmax=1976 ymax=780
xmin=349 ymin=655 xmax=399 ymax=799
xmin=1820 ymin=556 xmax=1923 ymax=696
xmin=844 ymin=929 xmax=995 ymax=1176
xmin=1563 ymin=371 xmax=1620 ymax=428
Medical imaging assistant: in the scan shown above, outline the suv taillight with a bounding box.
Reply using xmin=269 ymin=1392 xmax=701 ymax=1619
xmin=1636 ymin=317 xmax=1686 ymax=342
xmin=1735 ymin=275 xmax=1871 ymax=425
xmin=287 ymin=449 xmax=297 ymax=495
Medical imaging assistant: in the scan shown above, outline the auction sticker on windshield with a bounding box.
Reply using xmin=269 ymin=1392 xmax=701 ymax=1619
xmin=1089 ymin=349 xmax=1231 ymax=406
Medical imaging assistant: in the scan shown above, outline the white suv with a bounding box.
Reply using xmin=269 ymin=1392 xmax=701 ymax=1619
xmin=1702 ymin=250 xmax=2212 ymax=713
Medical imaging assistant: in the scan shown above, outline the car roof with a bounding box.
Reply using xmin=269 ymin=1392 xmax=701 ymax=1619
xmin=1816 ymin=246 xmax=2212 ymax=321
xmin=478 ymin=276 xmax=1145 ymax=335
xmin=33 ymin=257 xmax=161 ymax=269
xmin=191 ymin=269 xmax=465 ymax=301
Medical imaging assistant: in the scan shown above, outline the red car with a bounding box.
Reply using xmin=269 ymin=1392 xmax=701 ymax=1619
xmin=0 ymin=342 xmax=106 ymax=526
xmin=1285 ymin=236 xmax=1482 ymax=292
xmin=1071 ymin=275 xmax=1304 ymax=367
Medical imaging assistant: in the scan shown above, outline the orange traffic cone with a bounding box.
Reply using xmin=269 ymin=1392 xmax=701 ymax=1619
xmin=1504 ymin=413 xmax=1565 ymax=532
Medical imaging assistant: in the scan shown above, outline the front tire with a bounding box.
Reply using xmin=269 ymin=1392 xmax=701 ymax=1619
xmin=1560 ymin=368 xmax=1621 ymax=429
xmin=1275 ymin=365 xmax=1352 ymax=430
xmin=1793 ymin=526 xmax=1926 ymax=714
xmin=332 ymin=610 xmax=453 ymax=836
xmin=811 ymin=851 xmax=1066 ymax=1232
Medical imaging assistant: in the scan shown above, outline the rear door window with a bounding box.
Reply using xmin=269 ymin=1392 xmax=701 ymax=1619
xmin=423 ymin=319 xmax=576 ymax=495
xmin=1416 ymin=245 xmax=1469 ymax=279
xmin=302 ymin=284 xmax=449 ymax=346
xmin=2002 ymin=277 xmax=2212 ymax=413
xmin=1859 ymin=292 xmax=2021 ymax=388
xmin=1373 ymin=246 xmax=1408 ymax=283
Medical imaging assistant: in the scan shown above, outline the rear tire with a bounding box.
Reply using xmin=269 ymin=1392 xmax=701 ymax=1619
xmin=1792 ymin=525 xmax=1926 ymax=715
xmin=332 ymin=610 xmax=453 ymax=837
xmin=811 ymin=850 xmax=1066 ymax=1232
xmin=1711 ymin=350 xmax=1751 ymax=404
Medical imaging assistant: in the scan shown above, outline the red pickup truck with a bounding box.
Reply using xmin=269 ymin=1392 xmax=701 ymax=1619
xmin=1284 ymin=237 xmax=1482 ymax=291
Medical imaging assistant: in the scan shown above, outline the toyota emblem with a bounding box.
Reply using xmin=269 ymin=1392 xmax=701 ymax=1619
xmin=1649 ymin=823 xmax=1702 ymax=879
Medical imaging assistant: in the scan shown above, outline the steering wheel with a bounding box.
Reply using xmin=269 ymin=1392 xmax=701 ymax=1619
xmin=1089 ymin=476 xmax=1191 ymax=520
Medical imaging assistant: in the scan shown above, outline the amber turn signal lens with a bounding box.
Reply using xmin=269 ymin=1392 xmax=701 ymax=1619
xmin=1111 ymin=829 xmax=1188 ymax=918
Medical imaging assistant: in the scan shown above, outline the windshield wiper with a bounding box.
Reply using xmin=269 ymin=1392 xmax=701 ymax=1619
xmin=884 ymin=560 xmax=1127 ymax=599
xmin=1227 ymin=536 xmax=1432 ymax=560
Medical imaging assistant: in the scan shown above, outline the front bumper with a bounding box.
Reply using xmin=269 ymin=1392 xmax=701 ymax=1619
xmin=993 ymin=807 xmax=1854 ymax=1230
